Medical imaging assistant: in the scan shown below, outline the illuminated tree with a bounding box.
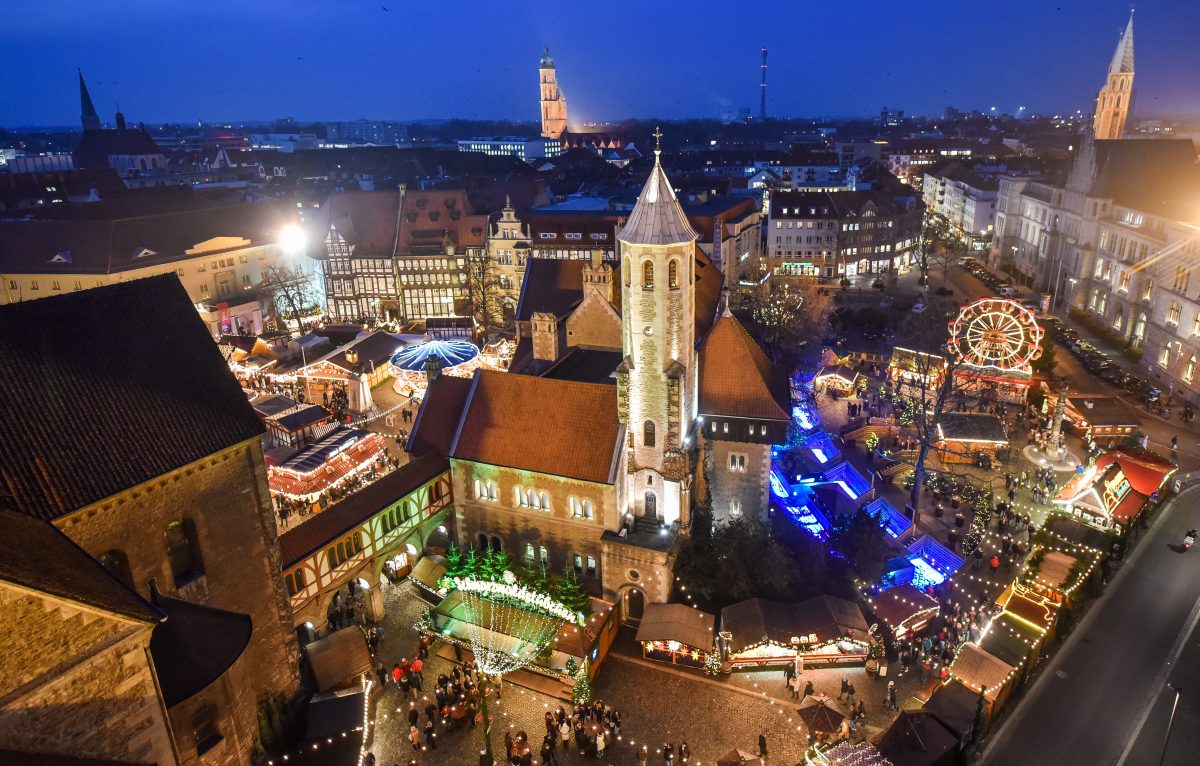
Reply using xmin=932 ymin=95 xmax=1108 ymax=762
xmin=732 ymin=276 xmax=835 ymax=367
xmin=258 ymin=264 xmax=315 ymax=333
xmin=917 ymin=211 xmax=963 ymax=288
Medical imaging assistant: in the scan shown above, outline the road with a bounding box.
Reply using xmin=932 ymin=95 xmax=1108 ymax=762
xmin=980 ymin=486 xmax=1200 ymax=765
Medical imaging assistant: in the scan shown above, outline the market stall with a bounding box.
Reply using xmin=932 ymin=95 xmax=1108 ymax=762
xmin=720 ymin=596 xmax=871 ymax=668
xmin=1051 ymin=448 xmax=1173 ymax=530
xmin=933 ymin=413 xmax=1008 ymax=465
xmin=267 ymin=427 xmax=387 ymax=502
xmin=947 ymin=643 xmax=1016 ymax=719
xmin=866 ymin=584 xmax=940 ymax=637
xmin=1065 ymin=397 xmax=1140 ymax=445
xmin=635 ymin=603 xmax=716 ymax=668
xmin=876 ymin=709 xmax=960 ymax=766
xmin=815 ymin=364 xmax=863 ymax=396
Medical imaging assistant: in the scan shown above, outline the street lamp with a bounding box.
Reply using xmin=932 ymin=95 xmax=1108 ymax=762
xmin=279 ymin=223 xmax=307 ymax=256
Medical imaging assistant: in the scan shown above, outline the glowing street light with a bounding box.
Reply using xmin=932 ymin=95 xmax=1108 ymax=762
xmin=279 ymin=223 xmax=307 ymax=256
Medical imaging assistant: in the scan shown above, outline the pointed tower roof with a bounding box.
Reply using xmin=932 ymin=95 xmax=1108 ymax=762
xmin=617 ymin=129 xmax=697 ymax=246
xmin=697 ymin=313 xmax=791 ymax=421
xmin=540 ymin=46 xmax=555 ymax=68
xmin=1109 ymin=13 xmax=1134 ymax=74
xmin=78 ymin=69 xmax=101 ymax=131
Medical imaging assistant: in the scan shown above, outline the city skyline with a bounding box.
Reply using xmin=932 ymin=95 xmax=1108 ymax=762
xmin=2 ymin=0 xmax=1199 ymax=127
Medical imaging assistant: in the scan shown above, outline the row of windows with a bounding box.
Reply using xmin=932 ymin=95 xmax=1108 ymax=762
xmin=326 ymin=532 xmax=365 ymax=571
xmin=709 ymin=420 xmax=770 ymax=437
xmin=641 ymin=260 xmax=680 ymax=290
xmin=537 ymin=232 xmax=608 ymax=241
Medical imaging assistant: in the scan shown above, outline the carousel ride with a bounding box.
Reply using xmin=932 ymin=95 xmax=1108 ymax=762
xmin=389 ymin=337 xmax=515 ymax=397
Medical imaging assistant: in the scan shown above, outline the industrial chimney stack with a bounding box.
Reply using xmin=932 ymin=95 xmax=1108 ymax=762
xmin=759 ymin=47 xmax=768 ymax=121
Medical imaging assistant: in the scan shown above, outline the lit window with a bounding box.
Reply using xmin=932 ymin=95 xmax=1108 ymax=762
xmin=1159 ymin=344 xmax=1171 ymax=368
xmin=540 ymin=491 xmax=551 ymax=511
xmin=643 ymin=420 xmax=656 ymax=447
xmin=525 ymin=543 xmax=535 ymax=563
xmin=668 ymin=259 xmax=679 ymax=289
xmin=1186 ymin=355 xmax=1197 ymax=383
xmin=1168 ymin=301 xmax=1182 ymax=326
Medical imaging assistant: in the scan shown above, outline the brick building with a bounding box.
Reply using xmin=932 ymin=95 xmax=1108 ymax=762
xmin=0 ymin=275 xmax=299 ymax=765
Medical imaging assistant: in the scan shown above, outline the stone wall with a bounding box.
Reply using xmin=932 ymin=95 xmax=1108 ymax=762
xmin=566 ymin=286 xmax=621 ymax=350
xmin=450 ymin=459 xmax=616 ymax=593
xmin=52 ymin=439 xmax=300 ymax=766
xmin=0 ymin=586 xmax=176 ymax=765
xmin=706 ymin=438 xmax=771 ymax=523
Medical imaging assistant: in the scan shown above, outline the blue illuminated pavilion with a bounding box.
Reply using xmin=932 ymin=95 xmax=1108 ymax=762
xmin=389 ymin=339 xmax=480 ymax=377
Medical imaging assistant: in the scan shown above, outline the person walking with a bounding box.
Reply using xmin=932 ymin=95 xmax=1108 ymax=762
xmin=784 ymin=661 xmax=796 ymax=689
xmin=788 ymin=674 xmax=802 ymax=699
xmin=410 ymin=657 xmax=423 ymax=689
xmin=846 ymin=680 xmax=856 ymax=706
xmin=989 ymin=554 xmax=1000 ymax=575
xmin=596 ymin=729 xmax=606 ymax=759
xmin=408 ymin=725 xmax=421 ymax=751
xmin=839 ymin=676 xmax=849 ymax=701
xmin=758 ymin=732 xmax=768 ymax=759
xmin=886 ymin=680 xmax=898 ymax=711
xmin=680 ymin=741 xmax=691 ymax=764
xmin=803 ymin=679 xmax=815 ymax=699
xmin=408 ymin=702 xmax=419 ymax=728
xmin=422 ymin=720 xmax=436 ymax=750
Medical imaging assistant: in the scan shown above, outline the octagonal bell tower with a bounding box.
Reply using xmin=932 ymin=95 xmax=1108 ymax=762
xmin=615 ymin=129 xmax=698 ymax=532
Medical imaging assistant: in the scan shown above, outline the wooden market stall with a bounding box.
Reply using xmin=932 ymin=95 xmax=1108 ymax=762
xmin=866 ymin=584 xmax=940 ymax=638
xmin=948 ymin=643 xmax=1016 ymax=719
xmin=815 ymin=364 xmax=863 ymax=396
xmin=635 ymin=603 xmax=716 ymax=668
xmin=933 ymin=413 xmax=1008 ymax=465
xmin=720 ymin=596 xmax=871 ymax=668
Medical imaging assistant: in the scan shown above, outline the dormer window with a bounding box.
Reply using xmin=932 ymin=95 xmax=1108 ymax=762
xmin=564 ymin=233 xmax=582 ymax=240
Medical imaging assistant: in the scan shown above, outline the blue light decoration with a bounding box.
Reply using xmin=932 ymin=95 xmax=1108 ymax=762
xmin=389 ymin=339 xmax=480 ymax=376
xmin=908 ymin=556 xmax=947 ymax=588
xmin=770 ymin=467 xmax=830 ymax=539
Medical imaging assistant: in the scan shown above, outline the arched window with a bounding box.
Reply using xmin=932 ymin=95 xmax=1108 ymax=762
xmin=524 ymin=542 xmax=536 ymax=563
xmin=165 ymin=519 xmax=203 ymax=587
xmin=526 ymin=488 xmax=538 ymax=508
xmin=487 ymin=481 xmax=498 ymax=500
xmin=569 ymin=497 xmax=580 ymax=516
xmin=540 ymin=491 xmax=551 ymax=510
xmin=642 ymin=261 xmax=654 ymax=290
xmin=515 ymin=486 xmax=525 ymax=506
xmin=668 ymin=259 xmax=679 ymax=289
xmin=490 ymin=536 xmax=502 ymax=553
xmin=581 ymin=500 xmax=594 ymax=520
xmin=1186 ymin=355 xmax=1197 ymax=383
xmin=643 ymin=420 xmax=656 ymax=447
xmin=474 ymin=479 xmax=484 ymax=499
xmin=477 ymin=533 xmax=489 ymax=551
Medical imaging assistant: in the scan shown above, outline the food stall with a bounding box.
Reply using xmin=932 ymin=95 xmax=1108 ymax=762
xmin=720 ymin=596 xmax=871 ymax=668
xmin=635 ymin=603 xmax=716 ymax=668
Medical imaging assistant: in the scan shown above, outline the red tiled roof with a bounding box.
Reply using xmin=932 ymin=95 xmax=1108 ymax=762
xmin=408 ymin=375 xmax=473 ymax=457
xmin=1095 ymin=449 xmax=1174 ymax=496
xmin=698 ymin=313 xmax=791 ymax=421
xmin=449 ymin=369 xmax=622 ymax=484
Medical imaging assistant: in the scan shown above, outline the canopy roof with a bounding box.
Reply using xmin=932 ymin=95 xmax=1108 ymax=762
xmin=721 ymin=595 xmax=868 ymax=653
xmin=635 ymin=602 xmax=716 ymax=652
xmin=949 ymin=643 xmax=1014 ymax=701
xmin=390 ymin=339 xmax=480 ymax=373
xmin=306 ymin=627 xmax=374 ymax=692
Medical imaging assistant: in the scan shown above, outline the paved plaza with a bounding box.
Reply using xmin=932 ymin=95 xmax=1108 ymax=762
xmin=364 ymin=582 xmax=918 ymax=765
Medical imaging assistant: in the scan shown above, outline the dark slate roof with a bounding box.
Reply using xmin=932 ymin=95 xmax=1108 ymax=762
xmin=698 ymin=313 xmax=790 ymax=421
xmin=278 ymin=453 xmax=448 ymax=568
xmin=1090 ymin=139 xmax=1200 ymax=219
xmin=922 ymin=679 xmax=979 ymax=741
xmin=0 ymin=201 xmax=293 ymax=275
xmin=0 ymin=510 xmax=161 ymax=623
xmin=273 ymin=404 xmax=332 ymax=432
xmin=149 ymin=593 xmax=252 ymax=707
xmin=542 ymin=348 xmax=622 ymax=384
xmin=408 ymin=375 xmax=473 ymax=457
xmin=449 ymin=369 xmax=623 ymax=484
xmin=322 ymin=189 xmax=402 ymax=255
xmin=515 ymin=259 xmax=585 ymax=322
xmin=0 ymin=275 xmax=265 ymax=521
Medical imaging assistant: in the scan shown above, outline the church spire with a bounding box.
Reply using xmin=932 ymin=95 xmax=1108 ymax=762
xmin=617 ymin=128 xmax=697 ymax=246
xmin=78 ymin=69 xmax=101 ymax=131
xmin=1092 ymin=12 xmax=1135 ymax=140
xmin=1109 ymin=12 xmax=1135 ymax=75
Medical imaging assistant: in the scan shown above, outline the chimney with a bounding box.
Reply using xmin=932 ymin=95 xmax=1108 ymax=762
xmin=531 ymin=312 xmax=561 ymax=364
xmin=345 ymin=349 xmax=359 ymax=365
xmin=581 ymin=248 xmax=614 ymax=303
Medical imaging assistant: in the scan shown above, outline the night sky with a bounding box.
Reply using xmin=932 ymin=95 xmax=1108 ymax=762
xmin=1 ymin=0 xmax=1198 ymax=127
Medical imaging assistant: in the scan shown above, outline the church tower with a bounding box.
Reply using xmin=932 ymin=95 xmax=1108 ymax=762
xmin=616 ymin=130 xmax=699 ymax=532
xmin=79 ymin=69 xmax=101 ymax=131
xmin=539 ymin=47 xmax=568 ymax=139
xmin=1092 ymin=13 xmax=1134 ymax=140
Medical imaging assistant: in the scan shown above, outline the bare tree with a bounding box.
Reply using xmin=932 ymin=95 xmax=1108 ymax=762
xmin=732 ymin=276 xmax=835 ymax=367
xmin=885 ymin=296 xmax=972 ymax=516
xmin=259 ymin=264 xmax=315 ymax=333
xmin=918 ymin=211 xmax=964 ymax=288
xmin=461 ymin=251 xmax=511 ymax=340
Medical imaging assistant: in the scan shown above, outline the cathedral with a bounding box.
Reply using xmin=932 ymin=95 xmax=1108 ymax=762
xmin=410 ymin=139 xmax=789 ymax=622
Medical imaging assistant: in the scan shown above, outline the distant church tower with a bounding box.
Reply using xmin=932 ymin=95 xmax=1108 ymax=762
xmin=79 ymin=69 xmax=101 ymax=131
xmin=616 ymin=129 xmax=699 ymax=532
xmin=1093 ymin=13 xmax=1135 ymax=140
xmin=539 ymin=47 xmax=568 ymax=139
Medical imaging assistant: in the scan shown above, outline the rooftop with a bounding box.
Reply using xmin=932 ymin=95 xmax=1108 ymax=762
xmin=0 ymin=275 xmax=264 ymax=521
xmin=617 ymin=152 xmax=698 ymax=246
xmin=697 ymin=313 xmax=791 ymax=421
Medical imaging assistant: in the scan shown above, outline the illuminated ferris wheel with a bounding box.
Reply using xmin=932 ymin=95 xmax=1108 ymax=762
xmin=947 ymin=297 xmax=1044 ymax=372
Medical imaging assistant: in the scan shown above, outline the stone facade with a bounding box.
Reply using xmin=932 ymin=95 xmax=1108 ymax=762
xmin=565 ymin=256 xmax=621 ymax=350
xmin=539 ymin=49 xmax=568 ymax=140
xmin=486 ymin=201 xmax=529 ymax=322
xmin=617 ymin=240 xmax=696 ymax=527
xmin=284 ymin=471 xmax=453 ymax=629
xmin=0 ymin=585 xmax=176 ymax=765
xmin=450 ymin=458 xmax=616 ymax=592
xmin=52 ymin=438 xmax=300 ymax=766
xmin=705 ymin=438 xmax=772 ymax=523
